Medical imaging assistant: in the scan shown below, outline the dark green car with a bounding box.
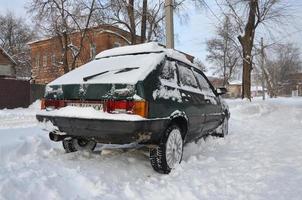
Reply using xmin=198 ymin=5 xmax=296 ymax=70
xmin=37 ymin=42 xmax=230 ymax=174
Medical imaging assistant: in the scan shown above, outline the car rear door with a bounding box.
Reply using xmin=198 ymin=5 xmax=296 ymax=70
xmin=192 ymin=69 xmax=223 ymax=132
xmin=176 ymin=62 xmax=207 ymax=141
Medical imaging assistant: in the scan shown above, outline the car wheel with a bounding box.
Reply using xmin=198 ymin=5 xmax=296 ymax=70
xmin=62 ymin=138 xmax=97 ymax=153
xmin=216 ymin=116 xmax=228 ymax=138
xmin=149 ymin=124 xmax=184 ymax=174
xmin=222 ymin=117 xmax=229 ymax=136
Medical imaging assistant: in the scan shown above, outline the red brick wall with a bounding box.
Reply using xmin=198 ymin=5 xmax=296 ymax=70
xmin=29 ymin=26 xmax=133 ymax=84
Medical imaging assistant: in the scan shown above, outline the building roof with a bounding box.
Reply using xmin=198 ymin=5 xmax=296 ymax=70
xmin=27 ymin=25 xmax=136 ymax=46
xmin=0 ymin=46 xmax=16 ymax=65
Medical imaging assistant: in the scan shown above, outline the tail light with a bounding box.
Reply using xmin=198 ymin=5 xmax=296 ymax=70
xmin=41 ymin=98 xmax=149 ymax=118
xmin=41 ymin=99 xmax=66 ymax=110
xmin=105 ymin=100 xmax=148 ymax=118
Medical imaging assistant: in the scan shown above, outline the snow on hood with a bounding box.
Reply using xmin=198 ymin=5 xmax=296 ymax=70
xmin=49 ymin=42 xmax=195 ymax=86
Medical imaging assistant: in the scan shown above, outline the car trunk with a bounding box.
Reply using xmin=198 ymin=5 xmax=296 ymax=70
xmin=42 ymin=82 xmax=149 ymax=118
xmin=45 ymin=83 xmax=139 ymax=100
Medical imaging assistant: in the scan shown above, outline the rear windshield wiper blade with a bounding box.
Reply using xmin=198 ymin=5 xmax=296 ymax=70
xmin=83 ymin=71 xmax=109 ymax=82
xmin=114 ymin=67 xmax=139 ymax=74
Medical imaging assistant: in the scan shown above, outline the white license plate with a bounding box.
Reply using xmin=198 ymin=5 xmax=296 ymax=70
xmin=67 ymin=102 xmax=103 ymax=111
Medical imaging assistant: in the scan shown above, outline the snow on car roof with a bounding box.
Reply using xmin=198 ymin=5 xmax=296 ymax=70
xmin=49 ymin=42 xmax=195 ymax=86
xmin=95 ymin=42 xmax=193 ymax=66
xmin=49 ymin=52 xmax=165 ymax=86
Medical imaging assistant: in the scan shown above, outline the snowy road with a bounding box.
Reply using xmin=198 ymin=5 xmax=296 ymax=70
xmin=0 ymin=98 xmax=302 ymax=200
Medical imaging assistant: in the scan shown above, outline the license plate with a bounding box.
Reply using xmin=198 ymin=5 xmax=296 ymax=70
xmin=67 ymin=102 xmax=103 ymax=111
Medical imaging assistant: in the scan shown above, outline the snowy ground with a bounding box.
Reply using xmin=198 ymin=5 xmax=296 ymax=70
xmin=0 ymin=98 xmax=302 ymax=200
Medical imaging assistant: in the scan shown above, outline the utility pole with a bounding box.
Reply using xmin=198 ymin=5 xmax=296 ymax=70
xmin=165 ymin=0 xmax=174 ymax=49
xmin=260 ymin=37 xmax=265 ymax=100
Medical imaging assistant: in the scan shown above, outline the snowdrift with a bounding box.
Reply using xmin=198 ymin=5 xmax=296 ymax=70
xmin=0 ymin=97 xmax=302 ymax=199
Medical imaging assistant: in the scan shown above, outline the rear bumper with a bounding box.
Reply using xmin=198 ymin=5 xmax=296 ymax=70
xmin=36 ymin=114 xmax=170 ymax=145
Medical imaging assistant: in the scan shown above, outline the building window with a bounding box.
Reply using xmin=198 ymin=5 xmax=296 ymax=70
xmin=35 ymin=55 xmax=40 ymax=67
xmin=90 ymin=43 xmax=96 ymax=59
xmin=51 ymin=54 xmax=56 ymax=65
xmin=43 ymin=55 xmax=47 ymax=67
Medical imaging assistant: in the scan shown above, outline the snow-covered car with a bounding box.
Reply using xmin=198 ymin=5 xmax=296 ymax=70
xmin=36 ymin=42 xmax=230 ymax=174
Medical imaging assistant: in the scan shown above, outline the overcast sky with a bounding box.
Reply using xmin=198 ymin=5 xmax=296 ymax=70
xmin=0 ymin=0 xmax=301 ymax=66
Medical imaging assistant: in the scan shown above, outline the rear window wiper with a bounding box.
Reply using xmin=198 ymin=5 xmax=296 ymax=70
xmin=114 ymin=67 xmax=139 ymax=74
xmin=83 ymin=67 xmax=140 ymax=82
xmin=83 ymin=71 xmax=109 ymax=82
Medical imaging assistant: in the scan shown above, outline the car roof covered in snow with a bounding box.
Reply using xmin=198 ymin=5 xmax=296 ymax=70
xmin=48 ymin=42 xmax=195 ymax=86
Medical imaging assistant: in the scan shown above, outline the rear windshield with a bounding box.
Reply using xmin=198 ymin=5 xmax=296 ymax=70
xmin=48 ymin=53 xmax=166 ymax=86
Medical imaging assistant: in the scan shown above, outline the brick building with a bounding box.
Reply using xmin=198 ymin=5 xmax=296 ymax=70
xmin=28 ymin=25 xmax=195 ymax=85
xmin=28 ymin=25 xmax=141 ymax=85
xmin=0 ymin=46 xmax=16 ymax=78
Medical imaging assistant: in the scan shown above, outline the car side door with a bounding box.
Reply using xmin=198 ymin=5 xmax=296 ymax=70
xmin=176 ymin=62 xmax=207 ymax=141
xmin=147 ymin=59 xmax=183 ymax=119
xmin=192 ymin=69 xmax=223 ymax=132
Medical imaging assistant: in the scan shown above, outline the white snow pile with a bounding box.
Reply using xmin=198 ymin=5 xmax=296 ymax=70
xmin=0 ymin=97 xmax=302 ymax=200
xmin=96 ymin=42 xmax=193 ymax=66
xmin=152 ymin=85 xmax=183 ymax=102
xmin=0 ymin=100 xmax=40 ymax=129
xmin=38 ymin=106 xmax=144 ymax=121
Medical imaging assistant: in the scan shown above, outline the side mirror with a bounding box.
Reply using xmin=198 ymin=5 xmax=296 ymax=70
xmin=216 ymin=87 xmax=227 ymax=95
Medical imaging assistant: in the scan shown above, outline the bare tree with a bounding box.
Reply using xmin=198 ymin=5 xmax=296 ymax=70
xmin=101 ymin=0 xmax=204 ymax=44
xmin=0 ymin=12 xmax=35 ymax=78
xmin=253 ymin=42 xmax=301 ymax=97
xmin=101 ymin=0 xmax=166 ymax=44
xmin=219 ymin=0 xmax=289 ymax=99
xmin=266 ymin=43 xmax=301 ymax=86
xmin=28 ymin=0 xmax=98 ymax=73
xmin=194 ymin=58 xmax=207 ymax=72
xmin=206 ymin=15 xmax=241 ymax=86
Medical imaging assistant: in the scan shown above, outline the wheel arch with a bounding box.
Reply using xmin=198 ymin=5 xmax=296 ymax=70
xmin=169 ymin=111 xmax=188 ymax=140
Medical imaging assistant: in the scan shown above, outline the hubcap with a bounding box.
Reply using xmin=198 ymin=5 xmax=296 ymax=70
xmin=165 ymin=129 xmax=183 ymax=169
xmin=73 ymin=138 xmax=96 ymax=151
xmin=77 ymin=139 xmax=89 ymax=147
xmin=223 ymin=118 xmax=228 ymax=135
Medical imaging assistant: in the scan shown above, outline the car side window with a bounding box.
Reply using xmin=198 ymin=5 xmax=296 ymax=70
xmin=177 ymin=63 xmax=198 ymax=88
xmin=160 ymin=61 xmax=178 ymax=85
xmin=193 ymin=70 xmax=215 ymax=96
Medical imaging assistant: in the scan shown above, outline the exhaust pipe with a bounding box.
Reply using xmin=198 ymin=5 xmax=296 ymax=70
xmin=49 ymin=131 xmax=68 ymax=142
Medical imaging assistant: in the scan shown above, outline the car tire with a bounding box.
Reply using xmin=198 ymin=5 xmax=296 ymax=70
xmin=62 ymin=138 xmax=97 ymax=153
xmin=216 ymin=116 xmax=228 ymax=138
xmin=149 ymin=124 xmax=184 ymax=174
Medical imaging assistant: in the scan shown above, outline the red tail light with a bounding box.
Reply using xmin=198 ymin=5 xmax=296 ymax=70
xmin=41 ymin=98 xmax=149 ymax=118
xmin=41 ymin=99 xmax=66 ymax=110
xmin=105 ymin=100 xmax=148 ymax=118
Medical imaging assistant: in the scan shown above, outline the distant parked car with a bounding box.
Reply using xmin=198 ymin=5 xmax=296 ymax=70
xmin=37 ymin=42 xmax=230 ymax=174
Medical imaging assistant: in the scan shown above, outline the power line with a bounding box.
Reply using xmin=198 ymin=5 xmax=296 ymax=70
xmin=203 ymin=1 xmax=223 ymax=24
